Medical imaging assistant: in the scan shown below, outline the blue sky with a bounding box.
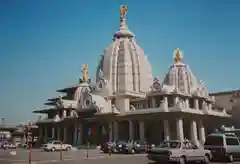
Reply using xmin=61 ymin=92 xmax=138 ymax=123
xmin=1 ymin=0 xmax=240 ymax=125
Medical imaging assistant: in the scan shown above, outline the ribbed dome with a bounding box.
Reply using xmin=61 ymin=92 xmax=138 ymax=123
xmin=162 ymin=49 xmax=199 ymax=95
xmin=96 ymin=6 xmax=153 ymax=98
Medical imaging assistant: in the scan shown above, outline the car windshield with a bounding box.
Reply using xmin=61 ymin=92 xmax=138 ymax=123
xmin=157 ymin=141 xmax=181 ymax=148
xmin=204 ymin=136 xmax=223 ymax=146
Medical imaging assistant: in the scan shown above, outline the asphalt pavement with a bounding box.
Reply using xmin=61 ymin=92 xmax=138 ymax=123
xmin=1 ymin=148 xmax=240 ymax=164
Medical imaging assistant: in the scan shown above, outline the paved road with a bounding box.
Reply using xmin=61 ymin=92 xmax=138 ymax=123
xmin=1 ymin=148 xmax=240 ymax=164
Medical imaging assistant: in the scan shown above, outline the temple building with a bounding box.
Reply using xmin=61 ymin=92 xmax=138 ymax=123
xmin=34 ymin=5 xmax=230 ymax=146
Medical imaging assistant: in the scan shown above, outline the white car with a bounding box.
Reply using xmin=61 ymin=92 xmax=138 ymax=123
xmin=43 ymin=140 xmax=72 ymax=152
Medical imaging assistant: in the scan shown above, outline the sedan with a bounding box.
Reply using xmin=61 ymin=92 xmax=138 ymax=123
xmin=147 ymin=140 xmax=212 ymax=164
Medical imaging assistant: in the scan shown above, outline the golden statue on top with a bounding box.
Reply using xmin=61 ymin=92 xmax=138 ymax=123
xmin=82 ymin=64 xmax=88 ymax=83
xmin=120 ymin=5 xmax=128 ymax=19
xmin=174 ymin=48 xmax=183 ymax=62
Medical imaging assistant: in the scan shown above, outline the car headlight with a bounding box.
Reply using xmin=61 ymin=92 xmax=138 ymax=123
xmin=168 ymin=151 xmax=172 ymax=156
xmin=136 ymin=144 xmax=140 ymax=147
xmin=118 ymin=145 xmax=122 ymax=148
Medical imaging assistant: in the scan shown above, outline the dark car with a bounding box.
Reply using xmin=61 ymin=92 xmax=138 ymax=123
xmin=101 ymin=140 xmax=119 ymax=153
xmin=123 ymin=140 xmax=155 ymax=154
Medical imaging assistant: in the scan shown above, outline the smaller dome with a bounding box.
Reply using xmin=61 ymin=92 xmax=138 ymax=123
xmin=162 ymin=48 xmax=202 ymax=96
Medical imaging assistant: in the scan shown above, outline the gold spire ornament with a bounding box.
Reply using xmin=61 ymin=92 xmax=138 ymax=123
xmin=120 ymin=5 xmax=128 ymax=20
xmin=173 ymin=48 xmax=183 ymax=63
xmin=82 ymin=64 xmax=88 ymax=83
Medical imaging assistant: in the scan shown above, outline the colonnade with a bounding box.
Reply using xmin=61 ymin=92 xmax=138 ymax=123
xmin=108 ymin=118 xmax=206 ymax=146
xmin=39 ymin=118 xmax=206 ymax=146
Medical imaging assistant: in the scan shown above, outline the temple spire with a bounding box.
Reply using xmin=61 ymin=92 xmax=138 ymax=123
xmin=120 ymin=5 xmax=128 ymax=31
xmin=114 ymin=5 xmax=134 ymax=39
xmin=173 ymin=48 xmax=183 ymax=63
xmin=82 ymin=64 xmax=88 ymax=83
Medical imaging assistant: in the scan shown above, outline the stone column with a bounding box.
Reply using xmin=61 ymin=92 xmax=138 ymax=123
xmin=161 ymin=97 xmax=169 ymax=111
xmin=70 ymin=110 xmax=74 ymax=117
xmin=57 ymin=127 xmax=60 ymax=140
xmin=109 ymin=122 xmax=113 ymax=141
xmin=176 ymin=118 xmax=184 ymax=141
xmin=63 ymin=127 xmax=67 ymax=143
xmin=151 ymin=97 xmax=156 ymax=108
xmin=62 ymin=110 xmax=66 ymax=118
xmin=190 ymin=120 xmax=199 ymax=146
xmin=129 ymin=120 xmax=134 ymax=140
xmin=73 ymin=125 xmax=77 ymax=145
xmin=185 ymin=99 xmax=189 ymax=108
xmin=78 ymin=124 xmax=83 ymax=145
xmin=163 ymin=120 xmax=170 ymax=140
xmin=39 ymin=126 xmax=43 ymax=139
xmin=44 ymin=126 xmax=48 ymax=139
xmin=174 ymin=96 xmax=179 ymax=105
xmin=194 ymin=99 xmax=199 ymax=109
xmin=52 ymin=127 xmax=55 ymax=139
xmin=139 ymin=121 xmax=145 ymax=142
xmin=198 ymin=120 xmax=206 ymax=145
xmin=208 ymin=103 xmax=212 ymax=110
xmin=113 ymin=121 xmax=118 ymax=140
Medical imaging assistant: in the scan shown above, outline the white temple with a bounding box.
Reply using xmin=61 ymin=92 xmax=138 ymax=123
xmin=34 ymin=5 xmax=230 ymax=146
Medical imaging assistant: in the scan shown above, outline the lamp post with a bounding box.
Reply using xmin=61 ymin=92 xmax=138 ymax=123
xmin=24 ymin=122 xmax=32 ymax=164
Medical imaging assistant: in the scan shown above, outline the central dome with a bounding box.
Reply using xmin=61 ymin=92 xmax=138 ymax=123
xmin=96 ymin=5 xmax=153 ymax=98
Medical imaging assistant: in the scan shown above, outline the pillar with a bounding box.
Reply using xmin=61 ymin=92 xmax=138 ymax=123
xmin=57 ymin=127 xmax=60 ymax=140
xmin=174 ymin=96 xmax=179 ymax=105
xmin=44 ymin=126 xmax=48 ymax=139
xmin=151 ymin=97 xmax=156 ymax=108
xmin=77 ymin=124 xmax=83 ymax=145
xmin=52 ymin=127 xmax=55 ymax=139
xmin=194 ymin=99 xmax=199 ymax=109
xmin=176 ymin=118 xmax=184 ymax=141
xmin=39 ymin=126 xmax=43 ymax=139
xmin=70 ymin=110 xmax=74 ymax=117
xmin=129 ymin=120 xmax=134 ymax=140
xmin=163 ymin=120 xmax=170 ymax=140
xmin=109 ymin=122 xmax=113 ymax=141
xmin=139 ymin=121 xmax=145 ymax=142
xmin=198 ymin=120 xmax=206 ymax=145
xmin=113 ymin=121 xmax=118 ymax=140
xmin=190 ymin=120 xmax=199 ymax=146
xmin=62 ymin=110 xmax=66 ymax=118
xmin=208 ymin=103 xmax=212 ymax=110
xmin=73 ymin=125 xmax=77 ymax=145
xmin=185 ymin=99 xmax=189 ymax=108
xmin=63 ymin=127 xmax=67 ymax=143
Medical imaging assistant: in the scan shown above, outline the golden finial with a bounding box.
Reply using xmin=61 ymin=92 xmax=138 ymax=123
xmin=173 ymin=48 xmax=183 ymax=62
xmin=120 ymin=5 xmax=128 ymax=19
xmin=82 ymin=64 xmax=88 ymax=83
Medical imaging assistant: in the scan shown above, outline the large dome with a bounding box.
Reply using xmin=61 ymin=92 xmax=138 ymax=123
xmin=96 ymin=6 xmax=153 ymax=98
xmin=162 ymin=49 xmax=209 ymax=97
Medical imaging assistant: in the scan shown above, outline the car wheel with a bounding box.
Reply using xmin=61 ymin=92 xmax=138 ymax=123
xmin=66 ymin=147 xmax=71 ymax=151
xmin=204 ymin=155 xmax=210 ymax=164
xmin=51 ymin=147 xmax=56 ymax=152
xmin=179 ymin=156 xmax=185 ymax=164
xmin=227 ymin=154 xmax=234 ymax=162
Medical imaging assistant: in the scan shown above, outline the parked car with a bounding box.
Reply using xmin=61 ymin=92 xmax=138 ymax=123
xmin=122 ymin=140 xmax=155 ymax=154
xmin=101 ymin=140 xmax=124 ymax=153
xmin=7 ymin=143 xmax=18 ymax=149
xmin=147 ymin=140 xmax=212 ymax=164
xmin=43 ymin=140 xmax=72 ymax=152
xmin=1 ymin=141 xmax=9 ymax=149
xmin=204 ymin=132 xmax=240 ymax=162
